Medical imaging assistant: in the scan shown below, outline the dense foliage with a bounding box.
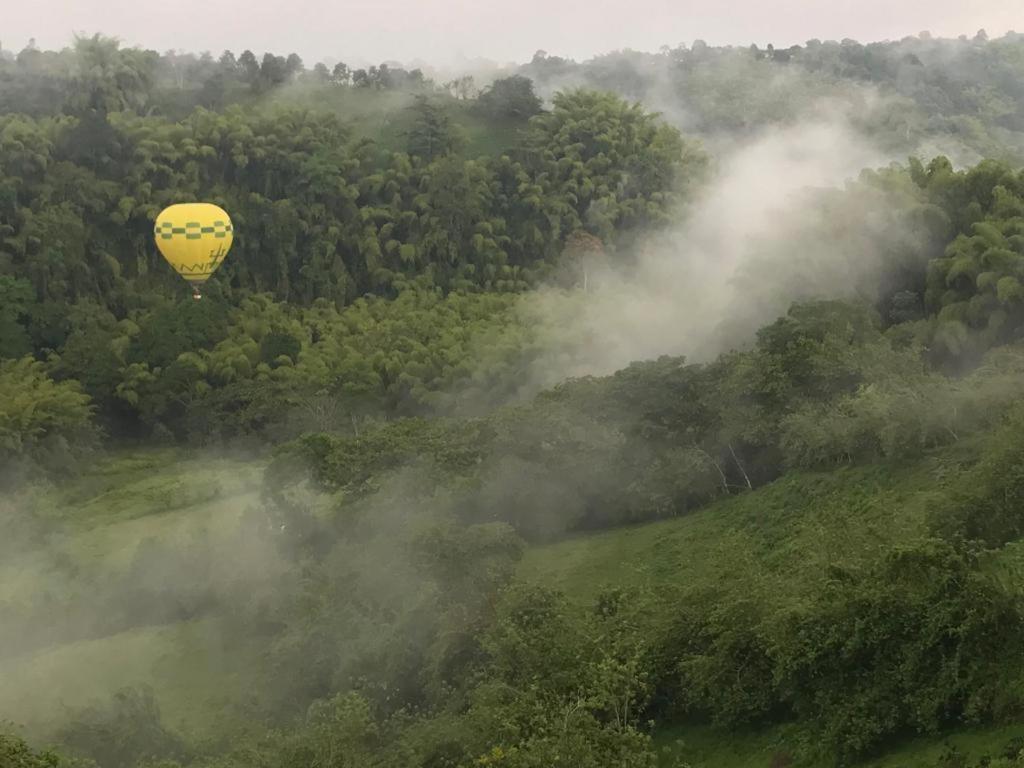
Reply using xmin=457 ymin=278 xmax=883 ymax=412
xmin=668 ymin=539 xmax=1024 ymax=761
xmin=522 ymin=32 xmax=1024 ymax=162
xmin=0 ymin=43 xmax=705 ymax=447
xmin=0 ymin=356 xmax=95 ymax=480
xmin=0 ymin=732 xmax=80 ymax=768
xmin=0 ymin=88 xmax=701 ymax=312
xmin=7 ymin=29 xmax=1024 ymax=768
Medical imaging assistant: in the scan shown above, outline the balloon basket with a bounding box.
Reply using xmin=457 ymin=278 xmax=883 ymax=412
xmin=191 ymin=285 xmax=202 ymax=301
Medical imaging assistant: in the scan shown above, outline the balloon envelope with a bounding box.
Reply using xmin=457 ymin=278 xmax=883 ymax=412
xmin=153 ymin=203 xmax=233 ymax=287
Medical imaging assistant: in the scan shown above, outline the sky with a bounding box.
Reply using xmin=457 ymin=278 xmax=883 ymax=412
xmin=3 ymin=0 xmax=1020 ymax=68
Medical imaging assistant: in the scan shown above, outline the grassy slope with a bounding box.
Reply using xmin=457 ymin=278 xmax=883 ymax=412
xmin=520 ymin=449 xmax=964 ymax=604
xmin=519 ymin=435 xmax=1024 ymax=767
xmin=5 ymin=433 xmax=1023 ymax=764
xmin=0 ymin=617 xmax=265 ymax=743
xmin=1 ymin=449 xmax=265 ymax=603
xmin=0 ymin=449 xmax=267 ymax=742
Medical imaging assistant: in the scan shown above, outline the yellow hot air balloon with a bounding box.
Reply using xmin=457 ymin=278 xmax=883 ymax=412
xmin=153 ymin=203 xmax=233 ymax=300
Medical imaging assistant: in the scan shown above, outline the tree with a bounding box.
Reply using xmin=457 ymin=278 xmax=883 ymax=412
xmin=0 ymin=276 xmax=33 ymax=358
xmin=558 ymin=230 xmax=605 ymax=292
xmin=445 ymin=74 xmax=477 ymax=100
xmin=258 ymin=52 xmax=289 ymax=90
xmin=331 ymin=61 xmax=350 ymax=85
xmin=128 ymin=299 xmax=230 ymax=369
xmin=237 ymin=49 xmax=259 ymax=84
xmin=55 ymin=686 xmax=186 ymax=768
xmin=2 ymin=79 xmax=703 ymax=438
xmin=372 ymin=63 xmax=393 ymax=89
xmin=405 ymin=96 xmax=463 ymax=161
xmin=0 ymin=732 xmax=79 ymax=768
xmin=468 ymin=585 xmax=661 ymax=768
xmin=0 ymin=356 xmax=96 ymax=474
xmin=285 ymin=52 xmax=304 ymax=78
xmin=311 ymin=62 xmax=330 ymax=83
xmin=477 ymin=75 xmax=542 ymax=119
xmin=774 ymin=541 xmax=1023 ymax=761
xmin=67 ymin=34 xmax=155 ymax=116
xmin=351 ymin=67 xmax=370 ymax=87
xmin=260 ymin=327 xmax=302 ymax=367
xmin=522 ymin=90 xmax=706 ymax=244
xmin=50 ymin=302 xmax=124 ymax=405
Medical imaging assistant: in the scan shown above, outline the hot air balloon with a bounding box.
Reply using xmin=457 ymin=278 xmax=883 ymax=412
xmin=153 ymin=203 xmax=233 ymax=300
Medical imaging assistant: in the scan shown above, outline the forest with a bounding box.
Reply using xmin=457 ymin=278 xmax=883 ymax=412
xmin=4 ymin=27 xmax=1024 ymax=768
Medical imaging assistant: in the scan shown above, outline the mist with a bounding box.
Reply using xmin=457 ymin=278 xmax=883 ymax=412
xmin=0 ymin=461 xmax=291 ymax=738
xmin=504 ymin=115 xmax=913 ymax=396
xmin=4 ymin=20 xmax=1024 ymax=768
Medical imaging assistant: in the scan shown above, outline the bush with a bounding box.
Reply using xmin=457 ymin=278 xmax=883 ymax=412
xmin=0 ymin=356 xmax=97 ymax=480
xmin=773 ymin=541 xmax=1024 ymax=763
xmin=780 ymin=346 xmax=1024 ymax=469
xmin=0 ymin=731 xmax=88 ymax=768
xmin=259 ymin=328 xmax=302 ymax=367
xmin=930 ymin=403 xmax=1024 ymax=545
xmin=663 ymin=539 xmax=1024 ymax=763
xmin=55 ymin=687 xmax=186 ymax=768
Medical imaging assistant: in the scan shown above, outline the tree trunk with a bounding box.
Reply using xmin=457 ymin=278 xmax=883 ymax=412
xmin=728 ymin=442 xmax=753 ymax=490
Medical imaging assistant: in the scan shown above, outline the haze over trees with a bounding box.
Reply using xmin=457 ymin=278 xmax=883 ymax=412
xmin=4 ymin=29 xmax=1024 ymax=768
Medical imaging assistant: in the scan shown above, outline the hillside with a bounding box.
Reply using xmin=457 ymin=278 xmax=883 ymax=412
xmin=6 ymin=28 xmax=1024 ymax=768
xmin=5 ymin=428 xmax=1024 ymax=766
xmin=521 ymin=448 xmax=955 ymax=605
xmin=522 ymin=435 xmax=1024 ymax=766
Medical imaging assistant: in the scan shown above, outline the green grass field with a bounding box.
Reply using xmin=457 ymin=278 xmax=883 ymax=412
xmin=1 ymin=449 xmax=265 ymax=603
xmin=0 ymin=617 xmax=265 ymax=743
xmin=4 ymin=435 xmax=1023 ymax=765
xmin=519 ymin=443 xmax=974 ymax=604
xmin=0 ymin=449 xmax=268 ymax=742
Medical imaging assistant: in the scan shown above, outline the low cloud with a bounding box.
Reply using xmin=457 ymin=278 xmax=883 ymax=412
xmin=513 ymin=114 xmax=903 ymax=393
